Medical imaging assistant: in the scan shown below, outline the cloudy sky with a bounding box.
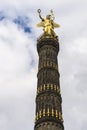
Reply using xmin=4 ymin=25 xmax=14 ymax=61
xmin=0 ymin=0 xmax=87 ymax=130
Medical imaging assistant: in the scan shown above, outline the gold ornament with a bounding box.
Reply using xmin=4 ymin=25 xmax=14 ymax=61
xmin=47 ymin=108 xmax=50 ymax=116
xmin=37 ymin=9 xmax=60 ymax=37
xmin=52 ymin=108 xmax=54 ymax=117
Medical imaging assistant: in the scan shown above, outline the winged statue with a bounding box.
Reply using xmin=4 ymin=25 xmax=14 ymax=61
xmin=37 ymin=9 xmax=60 ymax=37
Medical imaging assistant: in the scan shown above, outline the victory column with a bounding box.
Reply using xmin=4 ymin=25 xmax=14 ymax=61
xmin=34 ymin=9 xmax=64 ymax=130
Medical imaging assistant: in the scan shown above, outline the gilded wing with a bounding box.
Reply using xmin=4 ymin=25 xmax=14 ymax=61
xmin=53 ymin=22 xmax=60 ymax=28
xmin=37 ymin=21 xmax=44 ymax=27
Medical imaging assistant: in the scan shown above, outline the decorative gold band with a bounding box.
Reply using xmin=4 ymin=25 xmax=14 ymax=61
xmin=39 ymin=61 xmax=58 ymax=71
xmin=37 ymin=84 xmax=61 ymax=95
xmin=35 ymin=109 xmax=63 ymax=123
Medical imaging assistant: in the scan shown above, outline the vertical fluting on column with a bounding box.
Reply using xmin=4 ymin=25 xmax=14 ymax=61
xmin=34 ymin=34 xmax=64 ymax=130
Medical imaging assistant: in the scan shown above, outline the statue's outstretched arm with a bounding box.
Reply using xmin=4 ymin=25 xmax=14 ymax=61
xmin=37 ymin=9 xmax=44 ymax=21
xmin=39 ymin=14 xmax=44 ymax=20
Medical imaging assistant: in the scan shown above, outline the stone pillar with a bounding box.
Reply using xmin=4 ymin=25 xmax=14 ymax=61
xmin=34 ymin=34 xmax=64 ymax=130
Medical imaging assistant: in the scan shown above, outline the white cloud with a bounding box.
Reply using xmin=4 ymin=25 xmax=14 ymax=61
xmin=0 ymin=18 xmax=37 ymax=130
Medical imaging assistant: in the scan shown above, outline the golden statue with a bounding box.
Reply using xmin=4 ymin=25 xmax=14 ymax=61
xmin=37 ymin=9 xmax=60 ymax=37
